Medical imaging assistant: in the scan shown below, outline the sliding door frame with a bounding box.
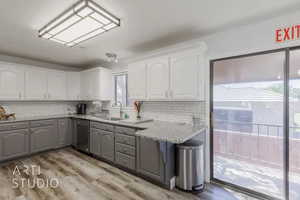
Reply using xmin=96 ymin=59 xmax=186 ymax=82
xmin=209 ymin=47 xmax=293 ymax=200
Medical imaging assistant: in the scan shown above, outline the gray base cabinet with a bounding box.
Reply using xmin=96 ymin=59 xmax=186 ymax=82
xmin=0 ymin=117 xmax=176 ymax=190
xmin=90 ymin=128 xmax=102 ymax=157
xmin=137 ymin=137 xmax=165 ymax=182
xmin=101 ymin=130 xmax=115 ymax=161
xmin=58 ymin=119 xmax=72 ymax=147
xmin=1 ymin=129 xmax=29 ymax=160
xmin=137 ymin=137 xmax=175 ymax=187
xmin=30 ymin=120 xmax=58 ymax=153
xmin=90 ymin=124 xmax=115 ymax=162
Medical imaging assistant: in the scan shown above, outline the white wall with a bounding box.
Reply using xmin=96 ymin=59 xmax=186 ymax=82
xmin=203 ymin=10 xmax=300 ymax=60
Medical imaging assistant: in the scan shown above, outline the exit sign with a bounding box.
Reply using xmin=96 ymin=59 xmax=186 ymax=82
xmin=275 ymin=25 xmax=300 ymax=43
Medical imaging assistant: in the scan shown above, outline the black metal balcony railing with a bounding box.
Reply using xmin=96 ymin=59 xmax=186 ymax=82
xmin=214 ymin=120 xmax=300 ymax=139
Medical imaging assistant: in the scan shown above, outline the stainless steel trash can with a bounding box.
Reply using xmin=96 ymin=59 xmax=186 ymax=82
xmin=176 ymin=140 xmax=204 ymax=191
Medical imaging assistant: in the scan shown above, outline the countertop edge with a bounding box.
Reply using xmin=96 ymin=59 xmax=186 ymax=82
xmin=0 ymin=114 xmax=207 ymax=144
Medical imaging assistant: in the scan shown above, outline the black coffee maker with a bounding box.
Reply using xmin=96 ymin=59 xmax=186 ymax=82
xmin=76 ymin=103 xmax=87 ymax=115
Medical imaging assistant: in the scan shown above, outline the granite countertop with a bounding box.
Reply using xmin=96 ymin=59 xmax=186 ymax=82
xmin=0 ymin=114 xmax=206 ymax=144
xmin=134 ymin=121 xmax=206 ymax=144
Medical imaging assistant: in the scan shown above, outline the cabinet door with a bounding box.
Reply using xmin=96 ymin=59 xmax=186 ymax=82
xmin=1 ymin=129 xmax=29 ymax=160
xmin=147 ymin=57 xmax=169 ymax=100
xmin=101 ymin=130 xmax=114 ymax=162
xmin=170 ymin=50 xmax=203 ymax=100
xmin=25 ymin=67 xmax=48 ymax=100
xmin=0 ymin=63 xmax=25 ymax=100
xmin=30 ymin=126 xmax=56 ymax=153
xmin=66 ymin=72 xmax=81 ymax=100
xmin=128 ymin=62 xmax=147 ymax=99
xmin=48 ymin=70 xmax=67 ymax=100
xmin=80 ymin=70 xmax=93 ymax=100
xmin=137 ymin=137 xmax=165 ymax=182
xmin=90 ymin=128 xmax=101 ymax=157
xmin=58 ymin=119 xmax=71 ymax=147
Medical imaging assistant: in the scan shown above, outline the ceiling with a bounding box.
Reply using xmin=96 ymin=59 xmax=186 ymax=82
xmin=1 ymin=0 xmax=300 ymax=68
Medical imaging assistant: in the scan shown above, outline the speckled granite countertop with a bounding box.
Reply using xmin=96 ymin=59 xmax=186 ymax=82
xmin=134 ymin=121 xmax=206 ymax=144
xmin=0 ymin=114 xmax=206 ymax=144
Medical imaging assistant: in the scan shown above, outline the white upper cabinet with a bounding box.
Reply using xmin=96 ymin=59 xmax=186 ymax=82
xmin=81 ymin=67 xmax=112 ymax=101
xmin=47 ymin=70 xmax=67 ymax=100
xmin=128 ymin=62 xmax=147 ymax=99
xmin=170 ymin=49 xmax=203 ymax=100
xmin=147 ymin=57 xmax=170 ymax=100
xmin=127 ymin=43 xmax=207 ymax=101
xmin=66 ymin=72 xmax=81 ymax=100
xmin=0 ymin=62 xmax=25 ymax=100
xmin=25 ymin=67 xmax=48 ymax=100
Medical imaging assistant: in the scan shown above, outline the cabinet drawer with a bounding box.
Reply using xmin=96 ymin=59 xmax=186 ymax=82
xmin=116 ymin=143 xmax=135 ymax=156
xmin=0 ymin=122 xmax=29 ymax=131
xmin=115 ymin=126 xmax=135 ymax=135
xmin=91 ymin=122 xmax=114 ymax=132
xmin=115 ymin=134 xmax=136 ymax=147
xmin=115 ymin=152 xmax=136 ymax=170
xmin=30 ymin=120 xmax=56 ymax=128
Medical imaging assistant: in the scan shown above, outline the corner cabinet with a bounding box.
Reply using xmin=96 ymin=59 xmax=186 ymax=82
xmin=81 ymin=67 xmax=112 ymax=101
xmin=128 ymin=43 xmax=207 ymax=101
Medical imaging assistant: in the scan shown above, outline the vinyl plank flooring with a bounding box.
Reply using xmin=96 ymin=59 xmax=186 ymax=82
xmin=0 ymin=148 xmax=259 ymax=200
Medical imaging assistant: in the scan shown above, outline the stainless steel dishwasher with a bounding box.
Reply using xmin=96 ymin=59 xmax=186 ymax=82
xmin=75 ymin=119 xmax=90 ymax=153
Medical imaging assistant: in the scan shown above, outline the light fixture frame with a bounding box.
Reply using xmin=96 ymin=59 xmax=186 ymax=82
xmin=38 ymin=0 xmax=120 ymax=47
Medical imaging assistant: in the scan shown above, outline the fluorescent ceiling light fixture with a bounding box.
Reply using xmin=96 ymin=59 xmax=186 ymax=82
xmin=38 ymin=0 xmax=120 ymax=47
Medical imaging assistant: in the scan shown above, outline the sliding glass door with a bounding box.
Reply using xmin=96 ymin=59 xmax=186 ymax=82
xmin=211 ymin=51 xmax=286 ymax=199
xmin=289 ymin=50 xmax=300 ymax=200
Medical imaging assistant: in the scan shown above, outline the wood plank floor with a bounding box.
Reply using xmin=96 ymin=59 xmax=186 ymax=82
xmin=0 ymin=148 xmax=259 ymax=200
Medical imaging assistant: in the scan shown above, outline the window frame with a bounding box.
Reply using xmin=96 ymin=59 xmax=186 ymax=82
xmin=114 ymin=73 xmax=129 ymax=107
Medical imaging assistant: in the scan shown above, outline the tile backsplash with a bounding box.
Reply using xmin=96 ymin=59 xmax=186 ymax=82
xmin=0 ymin=102 xmax=77 ymax=118
xmin=139 ymin=101 xmax=206 ymax=124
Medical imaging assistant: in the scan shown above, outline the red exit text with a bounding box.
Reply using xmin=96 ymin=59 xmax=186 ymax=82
xmin=275 ymin=25 xmax=300 ymax=42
